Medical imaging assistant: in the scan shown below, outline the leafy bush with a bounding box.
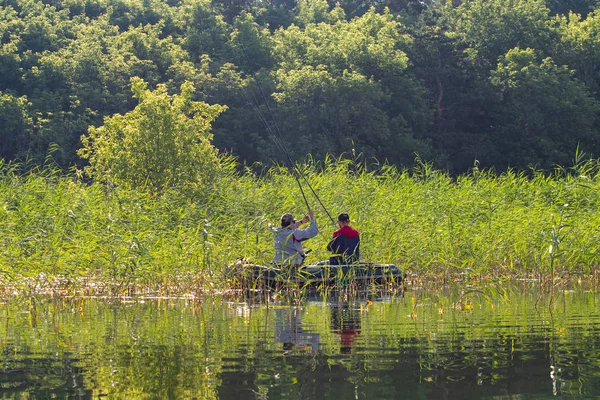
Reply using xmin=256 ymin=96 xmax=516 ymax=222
xmin=78 ymin=77 xmax=227 ymax=194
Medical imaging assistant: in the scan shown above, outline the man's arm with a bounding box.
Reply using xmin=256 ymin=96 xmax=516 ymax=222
xmin=292 ymin=208 xmax=318 ymax=241
xmin=293 ymin=218 xmax=318 ymax=241
xmin=327 ymin=235 xmax=340 ymax=253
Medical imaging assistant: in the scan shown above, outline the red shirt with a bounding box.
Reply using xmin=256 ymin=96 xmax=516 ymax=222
xmin=333 ymin=225 xmax=360 ymax=239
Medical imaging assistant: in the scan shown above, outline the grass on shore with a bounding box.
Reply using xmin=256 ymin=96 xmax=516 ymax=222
xmin=0 ymin=155 xmax=599 ymax=296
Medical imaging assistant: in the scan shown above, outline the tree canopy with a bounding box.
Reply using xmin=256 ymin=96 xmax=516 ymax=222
xmin=1 ymin=0 xmax=600 ymax=173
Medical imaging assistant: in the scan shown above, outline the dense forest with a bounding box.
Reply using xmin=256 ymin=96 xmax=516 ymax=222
xmin=2 ymin=0 xmax=600 ymax=173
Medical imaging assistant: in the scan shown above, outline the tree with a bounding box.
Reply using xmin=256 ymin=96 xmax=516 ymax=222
xmin=409 ymin=0 xmax=567 ymax=170
xmin=266 ymin=8 xmax=432 ymax=164
xmin=438 ymin=0 xmax=555 ymax=72
xmin=0 ymin=92 xmax=32 ymax=161
xmin=546 ymin=0 xmax=599 ymax=17
xmin=229 ymin=12 xmax=275 ymax=74
xmin=294 ymin=0 xmax=344 ymax=26
xmin=489 ymin=47 xmax=600 ymax=168
xmin=333 ymin=0 xmax=432 ymax=19
xmin=78 ymin=77 xmax=227 ymax=193
xmin=408 ymin=11 xmax=499 ymax=171
xmin=180 ymin=0 xmax=231 ymax=63
xmin=553 ymin=10 xmax=600 ymax=95
xmin=273 ymin=66 xmax=390 ymax=159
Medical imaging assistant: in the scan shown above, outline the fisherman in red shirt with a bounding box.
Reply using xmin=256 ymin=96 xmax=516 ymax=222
xmin=327 ymin=213 xmax=360 ymax=265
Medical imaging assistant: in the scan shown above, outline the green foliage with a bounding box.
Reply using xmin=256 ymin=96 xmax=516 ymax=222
xmin=273 ymin=9 xmax=411 ymax=75
xmin=1 ymin=0 xmax=600 ymax=173
xmin=1 ymin=158 xmax=599 ymax=285
xmin=440 ymin=0 xmax=554 ymax=69
xmin=489 ymin=47 xmax=599 ymax=167
xmin=0 ymin=92 xmax=32 ymax=160
xmin=181 ymin=0 xmax=231 ymax=62
xmin=78 ymin=77 xmax=226 ymax=193
xmin=294 ymin=0 xmax=344 ymax=26
xmin=547 ymin=0 xmax=600 ymax=16
xmin=229 ymin=12 xmax=274 ymax=73
xmin=267 ymin=9 xmax=431 ymax=163
xmin=407 ymin=0 xmax=600 ymax=171
xmin=273 ymin=66 xmax=392 ymax=158
xmin=553 ymin=10 xmax=600 ymax=93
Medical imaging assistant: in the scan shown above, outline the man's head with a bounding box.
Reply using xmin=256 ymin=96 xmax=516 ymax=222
xmin=338 ymin=213 xmax=350 ymax=227
xmin=281 ymin=213 xmax=294 ymax=227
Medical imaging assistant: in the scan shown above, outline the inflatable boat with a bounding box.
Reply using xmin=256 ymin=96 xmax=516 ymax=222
xmin=227 ymin=261 xmax=405 ymax=289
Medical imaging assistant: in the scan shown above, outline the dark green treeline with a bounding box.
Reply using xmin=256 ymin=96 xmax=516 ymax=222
xmin=2 ymin=0 xmax=600 ymax=172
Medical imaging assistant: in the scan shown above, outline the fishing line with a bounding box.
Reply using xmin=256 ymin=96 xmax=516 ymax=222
xmin=250 ymin=71 xmax=336 ymax=226
xmin=239 ymin=82 xmax=312 ymax=210
xmin=236 ymin=41 xmax=336 ymax=225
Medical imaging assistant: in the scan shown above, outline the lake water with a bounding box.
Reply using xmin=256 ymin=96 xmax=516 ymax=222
xmin=1 ymin=282 xmax=600 ymax=399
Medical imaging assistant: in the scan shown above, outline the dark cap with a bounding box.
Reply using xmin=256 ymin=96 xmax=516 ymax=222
xmin=337 ymin=213 xmax=350 ymax=222
xmin=281 ymin=213 xmax=294 ymax=227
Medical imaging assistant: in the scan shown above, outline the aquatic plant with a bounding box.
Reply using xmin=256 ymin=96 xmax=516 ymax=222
xmin=1 ymin=154 xmax=599 ymax=294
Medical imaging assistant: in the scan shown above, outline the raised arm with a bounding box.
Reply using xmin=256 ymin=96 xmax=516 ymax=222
xmin=293 ymin=209 xmax=318 ymax=241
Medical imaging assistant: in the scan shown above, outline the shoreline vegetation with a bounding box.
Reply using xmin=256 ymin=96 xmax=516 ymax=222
xmin=4 ymin=0 xmax=600 ymax=300
xmin=4 ymin=0 xmax=600 ymax=175
xmin=1 ymin=155 xmax=599 ymax=298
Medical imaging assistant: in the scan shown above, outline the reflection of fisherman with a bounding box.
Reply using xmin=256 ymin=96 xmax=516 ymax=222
xmin=274 ymin=308 xmax=320 ymax=353
xmin=273 ymin=208 xmax=318 ymax=266
xmin=331 ymin=303 xmax=361 ymax=354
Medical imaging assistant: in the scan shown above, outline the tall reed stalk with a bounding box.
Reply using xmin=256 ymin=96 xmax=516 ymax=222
xmin=1 ymin=155 xmax=599 ymax=293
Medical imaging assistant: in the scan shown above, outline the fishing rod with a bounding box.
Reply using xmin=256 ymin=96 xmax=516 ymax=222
xmin=237 ymin=43 xmax=336 ymax=226
xmin=237 ymin=79 xmax=310 ymax=206
xmin=239 ymin=84 xmax=312 ymax=210
xmin=244 ymin=78 xmax=335 ymax=226
xmin=252 ymin=76 xmax=336 ymax=226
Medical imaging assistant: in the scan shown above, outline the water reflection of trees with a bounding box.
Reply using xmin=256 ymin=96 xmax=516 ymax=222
xmin=1 ymin=290 xmax=600 ymax=398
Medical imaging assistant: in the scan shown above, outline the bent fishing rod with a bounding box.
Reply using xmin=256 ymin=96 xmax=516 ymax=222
xmin=244 ymin=81 xmax=335 ymax=226
xmin=237 ymin=44 xmax=336 ymax=226
xmin=238 ymin=79 xmax=311 ymax=210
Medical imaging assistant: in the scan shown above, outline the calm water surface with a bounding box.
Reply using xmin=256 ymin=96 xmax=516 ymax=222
xmin=1 ymin=283 xmax=600 ymax=399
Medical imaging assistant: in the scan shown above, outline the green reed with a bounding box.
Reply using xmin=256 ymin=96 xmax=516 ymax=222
xmin=1 ymin=155 xmax=599 ymax=294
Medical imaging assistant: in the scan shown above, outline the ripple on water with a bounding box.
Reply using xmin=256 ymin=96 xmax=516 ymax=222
xmin=1 ymin=286 xmax=600 ymax=399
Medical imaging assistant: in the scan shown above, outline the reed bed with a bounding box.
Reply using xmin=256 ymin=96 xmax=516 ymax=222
xmin=1 ymin=156 xmax=599 ymax=296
